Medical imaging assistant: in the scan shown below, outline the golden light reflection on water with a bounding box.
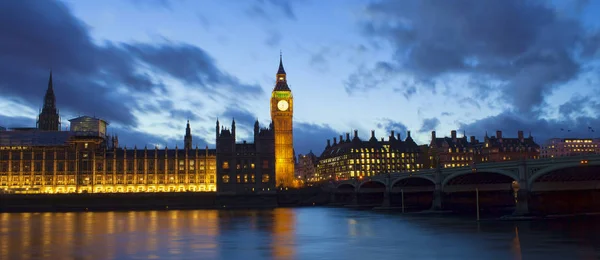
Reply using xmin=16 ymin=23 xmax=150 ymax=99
xmin=511 ymin=226 xmax=522 ymax=260
xmin=271 ymin=208 xmax=296 ymax=260
xmin=0 ymin=210 xmax=224 ymax=260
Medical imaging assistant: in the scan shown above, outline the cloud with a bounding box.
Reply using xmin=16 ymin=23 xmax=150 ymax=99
xmin=128 ymin=0 xmax=176 ymax=10
xmin=0 ymin=115 xmax=35 ymax=129
xmin=169 ymin=109 xmax=200 ymax=121
xmin=112 ymin=125 xmax=210 ymax=149
xmin=221 ymin=105 xmax=257 ymax=131
xmin=419 ymin=118 xmax=440 ymax=133
xmin=247 ymin=0 xmax=299 ymax=21
xmin=125 ymin=43 xmax=264 ymax=97
xmin=294 ymin=122 xmax=339 ymax=156
xmin=377 ymin=118 xmax=408 ymax=135
xmin=349 ymin=0 xmax=599 ymax=114
xmin=0 ymin=0 xmax=260 ymax=132
xmin=459 ymin=111 xmax=600 ymax=143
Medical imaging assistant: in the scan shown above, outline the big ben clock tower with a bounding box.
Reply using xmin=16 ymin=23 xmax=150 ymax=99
xmin=270 ymin=53 xmax=294 ymax=188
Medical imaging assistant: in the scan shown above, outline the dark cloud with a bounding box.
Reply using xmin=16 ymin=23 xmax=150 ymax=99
xmin=294 ymin=122 xmax=339 ymax=156
xmin=0 ymin=1 xmax=259 ymax=130
xmin=558 ymin=95 xmax=595 ymax=120
xmin=349 ymin=0 xmax=599 ymax=114
xmin=125 ymin=43 xmax=263 ymax=97
xmin=458 ymin=97 xmax=481 ymax=110
xmin=419 ymin=118 xmax=440 ymax=133
xmin=221 ymin=105 xmax=257 ymax=131
xmin=459 ymin=111 xmax=600 ymax=144
xmin=170 ymin=109 xmax=200 ymax=121
xmin=377 ymin=118 xmax=408 ymax=135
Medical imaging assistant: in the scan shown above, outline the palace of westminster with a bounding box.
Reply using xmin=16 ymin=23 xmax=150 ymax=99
xmin=3 ymin=56 xmax=597 ymax=194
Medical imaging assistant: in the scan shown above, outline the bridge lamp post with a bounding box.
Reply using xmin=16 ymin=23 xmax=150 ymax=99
xmin=511 ymin=181 xmax=520 ymax=204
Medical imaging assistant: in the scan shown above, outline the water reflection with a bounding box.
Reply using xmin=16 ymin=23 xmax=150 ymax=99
xmin=1 ymin=208 xmax=600 ymax=259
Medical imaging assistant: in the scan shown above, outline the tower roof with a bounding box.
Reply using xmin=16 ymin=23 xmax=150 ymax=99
xmin=44 ymin=71 xmax=55 ymax=104
xmin=277 ymin=52 xmax=286 ymax=75
xmin=273 ymin=53 xmax=291 ymax=91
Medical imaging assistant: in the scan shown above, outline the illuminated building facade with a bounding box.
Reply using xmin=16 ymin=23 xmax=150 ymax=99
xmin=270 ymin=55 xmax=295 ymax=187
xmin=540 ymin=138 xmax=600 ymax=158
xmin=429 ymin=130 xmax=479 ymax=168
xmin=215 ymin=119 xmax=276 ymax=194
xmin=430 ymin=130 xmax=540 ymax=168
xmin=296 ymin=151 xmax=318 ymax=183
xmin=317 ymin=130 xmax=422 ymax=181
xmin=0 ymin=120 xmax=217 ymax=193
xmin=480 ymin=130 xmax=540 ymax=162
xmin=0 ymin=75 xmax=217 ymax=194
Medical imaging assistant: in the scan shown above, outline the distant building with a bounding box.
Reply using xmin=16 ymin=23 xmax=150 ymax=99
xmin=430 ymin=130 xmax=540 ymax=169
xmin=480 ymin=130 xmax=540 ymax=162
xmin=0 ymin=126 xmax=6 ymax=132
xmin=0 ymin=74 xmax=217 ymax=193
xmin=215 ymin=119 xmax=276 ymax=194
xmin=296 ymin=151 xmax=318 ymax=183
xmin=541 ymin=138 xmax=600 ymax=158
xmin=317 ymin=130 xmax=422 ymax=181
xmin=69 ymin=116 xmax=108 ymax=138
xmin=429 ymin=130 xmax=478 ymax=169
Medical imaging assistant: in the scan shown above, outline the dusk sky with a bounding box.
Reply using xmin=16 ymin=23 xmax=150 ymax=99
xmin=1 ymin=0 xmax=600 ymax=156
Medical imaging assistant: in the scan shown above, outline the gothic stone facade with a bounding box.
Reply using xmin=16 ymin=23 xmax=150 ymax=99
xmin=215 ymin=119 xmax=276 ymax=194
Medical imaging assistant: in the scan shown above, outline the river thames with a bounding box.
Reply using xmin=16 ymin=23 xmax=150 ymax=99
xmin=1 ymin=208 xmax=599 ymax=260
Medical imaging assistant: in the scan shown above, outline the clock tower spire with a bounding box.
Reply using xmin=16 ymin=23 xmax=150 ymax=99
xmin=270 ymin=53 xmax=294 ymax=188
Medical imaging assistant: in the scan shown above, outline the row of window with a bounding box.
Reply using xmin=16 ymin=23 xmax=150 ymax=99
xmin=221 ymin=160 xmax=270 ymax=170
xmin=221 ymin=174 xmax=270 ymax=183
xmin=0 ymin=174 xmax=216 ymax=186
xmin=0 ymin=160 xmax=217 ymax=173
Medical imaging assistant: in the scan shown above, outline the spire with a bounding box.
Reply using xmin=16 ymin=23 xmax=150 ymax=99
xmin=44 ymin=71 xmax=56 ymax=110
xmin=278 ymin=50 xmax=286 ymax=75
xmin=37 ymin=70 xmax=60 ymax=131
xmin=273 ymin=52 xmax=291 ymax=91
xmin=184 ymin=120 xmax=192 ymax=150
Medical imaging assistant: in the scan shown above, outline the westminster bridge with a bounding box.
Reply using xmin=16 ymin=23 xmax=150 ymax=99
xmin=328 ymin=155 xmax=600 ymax=215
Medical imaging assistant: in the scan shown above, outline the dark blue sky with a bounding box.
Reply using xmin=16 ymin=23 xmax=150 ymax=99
xmin=1 ymin=0 xmax=599 ymax=156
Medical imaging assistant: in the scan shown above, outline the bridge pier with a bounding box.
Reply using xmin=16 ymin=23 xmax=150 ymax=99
xmin=329 ymin=192 xmax=336 ymax=204
xmin=513 ymin=189 xmax=530 ymax=216
xmin=431 ymin=189 xmax=443 ymax=211
xmin=382 ymin=190 xmax=391 ymax=207
xmin=351 ymin=192 xmax=358 ymax=205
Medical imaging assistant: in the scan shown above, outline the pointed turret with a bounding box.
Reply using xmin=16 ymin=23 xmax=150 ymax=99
xmin=273 ymin=52 xmax=290 ymax=91
xmin=184 ymin=120 xmax=192 ymax=150
xmin=277 ymin=51 xmax=286 ymax=75
xmin=37 ymin=71 xmax=60 ymax=131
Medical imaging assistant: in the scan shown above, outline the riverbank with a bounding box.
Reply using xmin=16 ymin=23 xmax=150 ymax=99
xmin=0 ymin=189 xmax=330 ymax=212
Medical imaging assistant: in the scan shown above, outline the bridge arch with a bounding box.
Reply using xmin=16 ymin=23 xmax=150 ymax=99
xmin=358 ymin=180 xmax=387 ymax=189
xmin=528 ymin=160 xmax=600 ymax=187
xmin=442 ymin=169 xmax=518 ymax=187
xmin=391 ymin=175 xmax=436 ymax=187
xmin=336 ymin=182 xmax=356 ymax=190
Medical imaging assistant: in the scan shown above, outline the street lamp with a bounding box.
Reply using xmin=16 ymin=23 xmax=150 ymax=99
xmin=511 ymin=181 xmax=520 ymax=204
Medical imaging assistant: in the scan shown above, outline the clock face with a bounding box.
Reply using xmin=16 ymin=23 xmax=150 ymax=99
xmin=277 ymin=100 xmax=289 ymax=111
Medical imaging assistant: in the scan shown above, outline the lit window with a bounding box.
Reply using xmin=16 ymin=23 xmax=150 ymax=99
xmin=222 ymin=175 xmax=230 ymax=183
xmin=222 ymin=162 xmax=229 ymax=169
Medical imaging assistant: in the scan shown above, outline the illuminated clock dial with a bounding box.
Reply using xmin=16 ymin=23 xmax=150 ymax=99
xmin=277 ymin=100 xmax=289 ymax=111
